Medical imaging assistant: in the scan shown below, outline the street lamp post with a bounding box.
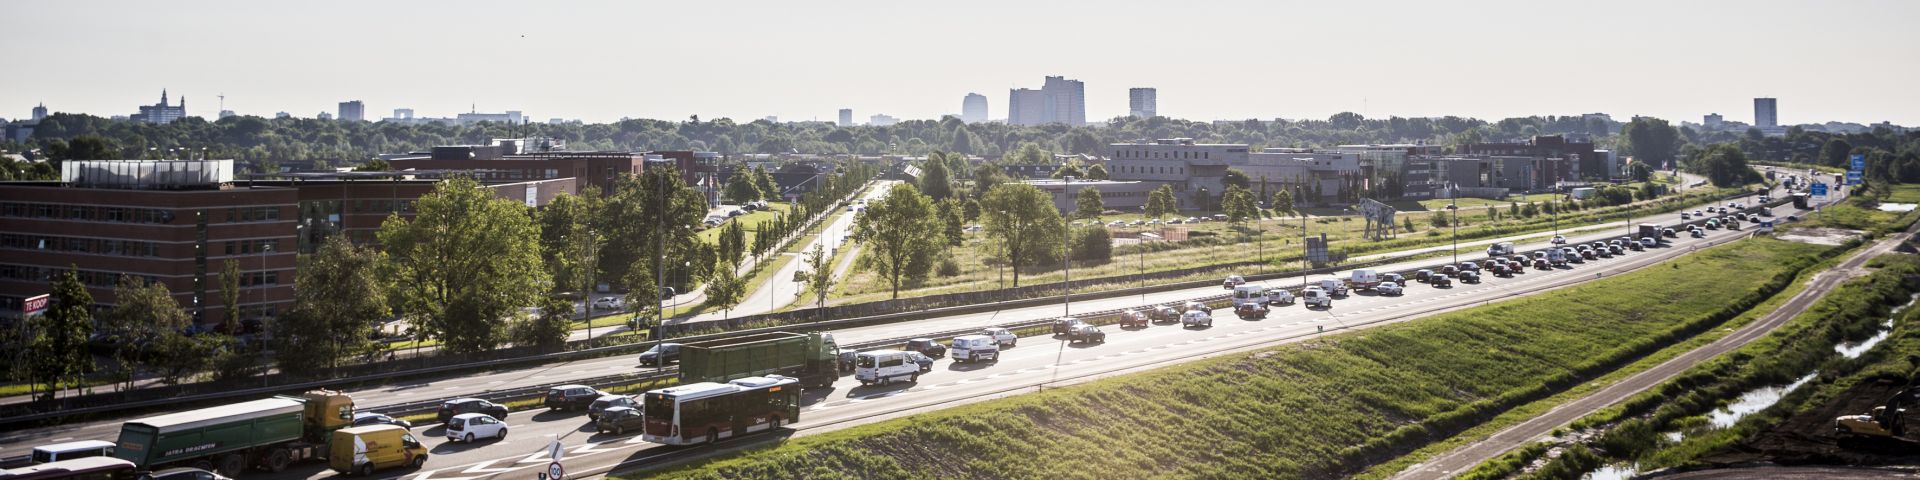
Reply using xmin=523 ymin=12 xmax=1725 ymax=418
xmin=1062 ymin=176 xmax=1073 ymax=317
xmin=1449 ymin=189 xmax=1460 ymax=267
xmin=1300 ymin=188 xmax=1309 ymax=290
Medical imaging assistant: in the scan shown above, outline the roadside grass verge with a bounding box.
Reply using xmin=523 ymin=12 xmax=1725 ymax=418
xmin=1461 ymin=253 xmax=1920 ymax=478
xmin=631 ymin=237 xmax=1830 ymax=480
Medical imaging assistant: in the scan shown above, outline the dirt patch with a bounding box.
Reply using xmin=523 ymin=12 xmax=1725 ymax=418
xmin=1775 ymin=228 xmax=1865 ymax=246
xmin=1696 ymin=378 xmax=1920 ymax=467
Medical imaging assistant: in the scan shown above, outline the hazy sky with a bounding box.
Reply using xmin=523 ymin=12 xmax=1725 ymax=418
xmin=4 ymin=0 xmax=1917 ymax=126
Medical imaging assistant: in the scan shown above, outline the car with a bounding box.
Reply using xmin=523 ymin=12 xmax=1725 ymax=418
xmin=437 ymin=398 xmax=508 ymax=422
xmin=1533 ymin=259 xmax=1550 ymax=270
xmin=1127 ymin=220 xmax=1142 ymax=226
xmin=593 ymin=406 xmax=645 ymax=435
xmin=1507 ymin=261 xmax=1525 ymax=273
xmin=1118 ymin=309 xmax=1149 ymax=328
xmin=1181 ymin=310 xmax=1214 ymax=328
xmin=1532 ymin=251 xmax=1548 ymax=261
xmin=1581 ymin=249 xmax=1598 ymax=260
xmin=1430 ymin=274 xmax=1453 ymax=287
xmin=1680 ymin=212 xmax=1691 ymax=220
xmin=1149 ymin=305 xmax=1181 ymax=322
xmin=1184 ymin=300 xmax=1213 ymax=314
xmin=352 ymin=412 xmax=413 ymax=430
xmin=147 ymin=468 xmax=231 ymax=480
xmin=587 ymin=394 xmax=637 ymax=421
xmin=638 ymin=342 xmax=684 ymax=365
xmin=1067 ymin=325 xmax=1107 ymax=344
xmin=1459 ymin=262 xmax=1479 ymax=272
xmin=1318 ymin=278 xmax=1349 ymax=297
xmin=1491 ymin=264 xmax=1510 ymax=276
xmin=1222 ymin=275 xmax=1246 ymax=289
xmin=1186 ymin=217 xmax=1199 ymax=223
xmin=950 ymin=335 xmax=1000 ymax=363
xmin=1301 ymin=287 xmax=1332 ymax=308
xmin=1438 ymin=265 xmax=1457 ymax=277
xmin=982 ymin=327 xmax=1018 ymax=347
xmin=1381 ymin=273 xmax=1406 ymax=286
xmin=727 ymin=209 xmax=745 ymax=217
xmin=1375 ymin=282 xmax=1404 ymax=296
xmin=837 ymin=350 xmax=858 ymax=372
xmin=905 ymin=338 xmax=947 ymax=358
xmin=1457 ymin=271 xmax=1480 ymax=283
xmin=1414 ymin=269 xmax=1433 ymax=282
xmin=1607 ymin=245 xmax=1624 ymax=255
xmin=1705 ymin=220 xmax=1720 ymax=230
xmin=544 ymin=384 xmax=603 ymax=411
xmin=905 ymin=351 xmax=936 ymax=372
xmin=1052 ymin=317 xmax=1085 ymax=335
xmin=1550 ymin=235 xmax=1567 ymax=244
xmin=1147 ymin=219 xmax=1162 ymax=225
xmin=1235 ymin=303 xmax=1269 ymax=319
xmin=590 ymin=296 xmax=624 ymax=311
xmin=1266 ymin=287 xmax=1296 ymax=305
xmin=1663 ymin=228 xmax=1677 ymax=238
xmin=1510 ymin=255 xmax=1529 ymax=264
xmin=1106 ymin=220 xmax=1124 ymax=227
xmin=1626 ymin=240 xmax=1644 ymax=251
xmin=1481 ymin=259 xmax=1500 ymax=271
xmin=445 ymin=413 xmax=507 ymax=443
xmin=1168 ymin=217 xmax=1185 ymax=224
xmin=1639 ymin=238 xmax=1657 ymax=248
xmin=1691 ymin=229 xmax=1706 ymax=238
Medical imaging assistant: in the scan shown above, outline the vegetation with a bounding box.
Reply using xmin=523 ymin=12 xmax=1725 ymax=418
xmin=643 ymin=238 xmax=1828 ymax=480
xmin=978 ymin=183 xmax=1067 ymax=287
xmin=26 ymin=268 xmax=94 ymax=402
xmin=854 ymin=183 xmax=944 ymax=299
xmin=378 ymin=177 xmax=548 ymax=354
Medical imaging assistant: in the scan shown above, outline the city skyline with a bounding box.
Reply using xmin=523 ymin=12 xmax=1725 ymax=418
xmin=3 ymin=0 xmax=1918 ymax=125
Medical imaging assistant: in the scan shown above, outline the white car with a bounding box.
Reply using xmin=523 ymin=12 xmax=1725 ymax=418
xmin=1302 ymin=287 xmax=1332 ymax=308
xmin=981 ymin=327 xmax=1017 ymax=347
xmin=1181 ymin=310 xmax=1213 ymax=328
xmin=1376 ymin=282 xmax=1404 ymax=296
xmin=445 ymin=413 xmax=507 ymax=443
xmin=1550 ymin=235 xmax=1567 ymax=245
xmin=948 ymin=335 xmax=1000 ymax=363
xmin=591 ymin=297 xmax=624 ymax=311
xmin=1266 ymin=288 xmax=1295 ymax=306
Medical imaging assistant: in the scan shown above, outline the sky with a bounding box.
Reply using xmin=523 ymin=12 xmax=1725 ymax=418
xmin=3 ymin=0 xmax=1918 ymax=126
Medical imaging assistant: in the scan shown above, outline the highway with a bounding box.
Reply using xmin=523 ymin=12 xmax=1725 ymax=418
xmin=0 ymin=183 xmax=1813 ymax=480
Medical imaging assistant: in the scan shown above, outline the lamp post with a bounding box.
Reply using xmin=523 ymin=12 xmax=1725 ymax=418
xmin=260 ymin=241 xmax=273 ymax=387
xmin=581 ymin=229 xmax=598 ymax=347
xmin=1449 ymin=188 xmax=1460 ymax=267
xmin=1062 ymin=176 xmax=1073 ymax=317
xmin=1299 ymin=187 xmax=1309 ymax=290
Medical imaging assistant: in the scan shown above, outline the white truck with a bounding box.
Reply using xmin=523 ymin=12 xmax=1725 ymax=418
xmin=1301 ymin=287 xmax=1332 ymax=308
xmin=1348 ymin=269 xmax=1381 ymax=291
xmin=1546 ymin=248 xmax=1567 ymax=266
xmin=1487 ymin=242 xmax=1516 ymax=256
xmin=1231 ymin=284 xmax=1269 ymax=306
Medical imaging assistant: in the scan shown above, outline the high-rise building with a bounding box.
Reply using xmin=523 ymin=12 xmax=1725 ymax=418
xmin=838 ymin=108 xmax=853 ymax=127
xmin=1129 ymin=88 xmax=1157 ymax=118
xmin=1704 ymin=113 xmax=1723 ymax=128
xmin=1754 ymin=98 xmax=1778 ymax=128
xmin=393 ymin=108 xmax=414 ymax=120
xmin=1007 ymin=76 xmax=1086 ymax=126
xmin=338 ymin=101 xmax=365 ymax=122
xmin=962 ymin=93 xmax=988 ymax=123
xmin=130 ymin=90 xmax=187 ymax=124
xmin=318 ymin=112 xmax=334 ymax=121
xmin=31 ymin=103 xmax=48 ymax=122
xmin=218 ymin=110 xmax=236 ymax=120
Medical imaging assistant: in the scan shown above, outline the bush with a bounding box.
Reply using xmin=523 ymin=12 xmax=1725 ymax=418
xmin=1071 ymin=226 xmax=1111 ymax=262
xmin=935 ymin=257 xmax=961 ymax=277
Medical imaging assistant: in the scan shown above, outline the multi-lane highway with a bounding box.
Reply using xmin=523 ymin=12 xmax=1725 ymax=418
xmin=0 ymin=182 xmax=1819 ymax=480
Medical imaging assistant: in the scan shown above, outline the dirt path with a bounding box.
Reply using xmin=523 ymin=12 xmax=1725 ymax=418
xmin=1391 ymin=221 xmax=1918 ymax=480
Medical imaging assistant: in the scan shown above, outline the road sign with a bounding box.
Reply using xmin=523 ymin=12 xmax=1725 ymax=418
xmin=1810 ymin=182 xmax=1828 ymax=198
xmin=547 ymin=462 xmax=564 ymax=480
xmin=22 ymin=294 xmax=48 ymax=316
xmin=1851 ymin=154 xmax=1866 ymax=172
xmin=1846 ymin=171 xmax=1863 ymax=186
xmin=547 ymin=440 xmax=564 ymax=462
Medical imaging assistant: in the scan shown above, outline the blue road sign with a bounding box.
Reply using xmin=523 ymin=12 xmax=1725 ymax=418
xmin=1810 ymin=182 xmax=1828 ymax=197
xmin=1846 ymin=171 xmax=1863 ymax=186
xmin=1851 ymin=154 xmax=1866 ymax=171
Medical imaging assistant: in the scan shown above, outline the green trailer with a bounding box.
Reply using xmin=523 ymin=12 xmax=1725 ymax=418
xmin=113 ymin=390 xmax=354 ymax=477
xmin=677 ymin=332 xmax=841 ymax=388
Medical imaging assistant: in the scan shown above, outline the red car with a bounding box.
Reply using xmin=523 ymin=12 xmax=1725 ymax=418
xmin=1532 ymin=259 xmax=1550 ymax=270
xmin=1118 ymin=310 xmax=1149 ymax=328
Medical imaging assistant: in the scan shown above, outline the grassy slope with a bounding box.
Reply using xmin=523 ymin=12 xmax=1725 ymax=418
xmin=637 ymin=238 xmax=1828 ymax=480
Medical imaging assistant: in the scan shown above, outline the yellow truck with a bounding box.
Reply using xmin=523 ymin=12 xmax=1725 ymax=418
xmin=328 ymin=425 xmax=428 ymax=476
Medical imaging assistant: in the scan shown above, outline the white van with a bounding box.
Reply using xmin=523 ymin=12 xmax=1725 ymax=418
xmin=1349 ymin=269 xmax=1381 ymax=290
xmin=854 ymin=350 xmax=920 ymax=386
xmin=30 ymin=440 xmax=116 ymax=464
xmin=949 ymin=335 xmax=1000 ymax=363
xmin=1231 ymin=284 xmax=1268 ymax=306
xmin=1487 ymin=242 xmax=1516 ymax=256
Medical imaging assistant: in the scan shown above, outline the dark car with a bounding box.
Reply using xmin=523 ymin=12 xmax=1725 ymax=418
xmin=352 ymin=412 xmax=412 ymax=429
xmin=1581 ymin=249 xmax=1598 ymax=260
xmin=1382 ymin=273 xmax=1406 ymax=286
xmin=905 ymin=338 xmax=947 ymax=358
xmin=1626 ymin=240 xmax=1644 ymax=251
xmin=1460 ymin=262 xmax=1480 ymax=272
xmin=1507 ymin=261 xmax=1525 ymax=273
xmin=545 ymin=385 xmax=603 ymax=411
xmin=1067 ymin=325 xmax=1106 ymax=344
xmin=1430 ymin=274 xmax=1453 ymax=287
xmin=593 ymin=406 xmax=645 ymax=435
xmin=1118 ymin=309 xmax=1149 ymax=328
xmin=437 ymin=398 xmax=508 ymax=422
xmin=1149 ymin=305 xmax=1180 ymax=322
xmin=1414 ymin=269 xmax=1433 ymax=282
xmin=1440 ymin=265 xmax=1458 ymax=276
xmin=637 ymin=343 xmax=684 ymax=365
xmin=906 ymin=351 xmax=936 ymax=372
xmin=1482 ymin=260 xmax=1501 ymax=271
xmin=1051 ymin=317 xmax=1085 ymax=335
xmin=587 ymin=394 xmax=636 ymax=421
xmin=1234 ymin=303 xmax=1269 ymax=320
xmin=1457 ymin=271 xmax=1480 ymax=283
xmin=1491 ymin=264 xmax=1510 ymax=277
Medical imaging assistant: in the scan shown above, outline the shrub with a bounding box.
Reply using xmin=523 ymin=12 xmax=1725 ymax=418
xmin=935 ymin=257 xmax=961 ymax=277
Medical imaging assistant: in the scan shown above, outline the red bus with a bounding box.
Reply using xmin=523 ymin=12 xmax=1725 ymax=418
xmin=642 ymin=375 xmax=800 ymax=445
xmin=0 ymin=457 xmax=137 ymax=480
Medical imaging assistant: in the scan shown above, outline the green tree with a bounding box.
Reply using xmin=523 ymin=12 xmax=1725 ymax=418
xmin=108 ymin=276 xmax=207 ymax=384
xmin=511 ymin=294 xmax=575 ymax=352
xmin=1222 ymin=168 xmax=1252 ymax=190
xmin=1430 ymin=211 xmax=1449 ymax=228
xmin=717 ymin=221 xmax=745 ymax=267
xmin=703 ymin=263 xmax=748 ymax=319
xmin=1271 ymin=190 xmax=1295 ymax=217
xmin=1071 ymin=225 xmax=1111 ymax=262
xmin=538 ymin=189 xmax=601 ymax=296
xmin=754 ymin=166 xmax=779 ymax=200
xmin=972 ymin=164 xmax=1008 ymax=199
xmin=938 ymin=199 xmax=965 ymax=247
xmin=378 ymin=177 xmax=547 ymax=354
xmin=353 ymin=158 xmax=393 ymax=171
xmin=1007 ymin=142 xmax=1051 ymax=165
xmin=1145 ymin=184 xmax=1177 ymax=219
xmin=1691 ymin=144 xmax=1757 ymax=187
xmin=601 ymin=167 xmax=708 ymax=298
xmin=1628 ymin=162 xmax=1652 ymax=182
xmin=723 ymin=168 xmax=761 ymax=204
xmin=1622 ymin=117 xmax=1680 ymax=169
xmin=29 ymin=267 xmax=94 ymax=402
xmin=1819 ymin=139 xmax=1853 ymax=168
xmin=43 ymin=134 xmax=118 ymax=162
xmin=1085 ymin=164 xmax=1110 ymax=180
xmin=1051 ymin=163 xmax=1084 ymax=179
xmin=920 ymin=153 xmax=954 ymax=201
xmin=276 ymin=235 xmax=388 ymax=376
xmin=1074 ymin=186 xmax=1104 ymax=220
xmin=791 ymin=243 xmax=835 ymax=314
xmin=1222 ymin=185 xmax=1258 ymax=226
xmin=855 ymin=183 xmax=944 ymax=298
xmin=1404 ymin=216 xmax=1418 ymax=232
xmin=979 ymin=183 xmax=1066 ymax=287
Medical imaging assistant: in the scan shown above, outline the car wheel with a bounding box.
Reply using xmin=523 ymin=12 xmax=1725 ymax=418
xmin=360 ymin=464 xmax=374 ymax=476
xmin=910 ymin=373 xmax=920 ymax=383
xmin=464 ymin=433 xmax=475 ymax=443
xmin=707 ymin=428 xmax=720 ymax=445
xmin=770 ymin=415 xmax=782 ymax=430
xmin=412 ymin=455 xmax=427 ymax=469
xmin=616 ymin=425 xmax=625 ymax=435
xmin=497 ymin=428 xmax=508 ymax=440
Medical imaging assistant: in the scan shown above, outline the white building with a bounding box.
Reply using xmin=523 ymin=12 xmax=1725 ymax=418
xmin=1129 ymin=88 xmax=1157 ymax=118
xmin=961 ymin=93 xmax=988 ymax=123
xmin=1007 ymin=76 xmax=1085 ymax=126
xmin=869 ymin=114 xmax=898 ymax=127
xmin=838 ymin=108 xmax=853 ymax=127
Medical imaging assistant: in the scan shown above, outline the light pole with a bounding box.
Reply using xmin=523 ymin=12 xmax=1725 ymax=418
xmin=260 ymin=241 xmax=272 ymax=387
xmin=1299 ymin=187 xmax=1309 ymax=290
xmin=1449 ymin=188 xmax=1460 ymax=267
xmin=1062 ymin=176 xmax=1073 ymax=317
xmin=581 ymin=229 xmax=598 ymax=346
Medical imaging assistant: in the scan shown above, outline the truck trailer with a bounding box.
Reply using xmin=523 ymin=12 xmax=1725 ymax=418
xmin=112 ymin=390 xmax=353 ymax=476
xmin=677 ymin=332 xmax=842 ymax=388
xmin=1637 ymin=223 xmax=1663 ymax=241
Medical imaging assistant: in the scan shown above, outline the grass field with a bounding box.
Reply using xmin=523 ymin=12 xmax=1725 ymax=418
xmin=1883 ymin=183 xmax=1920 ymax=203
xmin=636 ymin=237 xmax=1830 ymax=480
xmin=696 ymin=203 xmax=792 ymax=247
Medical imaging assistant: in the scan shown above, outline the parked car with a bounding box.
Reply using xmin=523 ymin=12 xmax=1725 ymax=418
xmin=544 ymin=384 xmax=603 ymax=411
xmin=1222 ymin=275 xmax=1246 ymax=289
xmin=1051 ymin=317 xmax=1085 ymax=335
xmin=905 ymin=351 xmax=936 ymax=372
xmin=593 ymin=406 xmax=644 ymax=435
xmin=1181 ymin=310 xmax=1214 ymax=328
xmin=1235 ymin=303 xmax=1269 ymax=319
xmin=445 ymin=413 xmax=507 ymax=443
xmin=1430 ymin=274 xmax=1453 ymax=287
xmin=1302 ymin=287 xmax=1332 ymax=308
xmin=950 ymin=335 xmax=1000 ymax=363
xmin=352 ymin=412 xmax=413 ymax=430
xmin=1375 ymin=282 xmax=1404 ymax=296
xmin=1266 ymin=288 xmax=1296 ymax=306
xmin=638 ymin=342 xmax=684 ymax=365
xmin=437 ymin=398 xmax=508 ymax=423
xmin=1118 ymin=309 xmax=1149 ymax=328
xmin=587 ymin=394 xmax=637 ymax=421
xmin=905 ymin=338 xmax=947 ymax=358
xmin=1150 ymin=305 xmax=1181 ymax=322
xmin=982 ymin=327 xmax=1018 ymax=347
xmin=1067 ymin=324 xmax=1107 ymax=344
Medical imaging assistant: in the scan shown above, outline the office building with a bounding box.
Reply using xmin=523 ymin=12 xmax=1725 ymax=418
xmin=338 ymin=101 xmax=365 ymax=122
xmin=1026 ymin=179 xmax=1156 ymax=213
xmin=31 ymin=103 xmax=48 ymax=122
xmin=392 ymin=108 xmax=414 ymax=120
xmin=869 ymin=114 xmax=899 ymax=127
xmin=763 ymin=116 xmax=778 ymax=124
xmin=1106 ymin=138 xmax=1360 ymax=207
xmin=274 ymin=112 xmax=290 ymax=119
xmin=1007 ymin=76 xmax=1086 ymax=126
xmin=130 ymin=90 xmax=187 ymax=124
xmin=961 ymin=93 xmax=988 ymax=123
xmin=1456 ymin=135 xmax=1593 ymax=182
xmin=1704 ymin=113 xmax=1723 ymax=128
xmin=838 ymin=109 xmax=853 ymax=127
xmin=1754 ymin=97 xmax=1778 ymax=128
xmin=1129 ymin=88 xmax=1157 ymax=118
xmin=317 ymin=112 xmax=334 ymax=121
xmin=455 ymin=110 xmax=523 ymax=125
xmin=218 ymin=110 xmax=236 ymax=120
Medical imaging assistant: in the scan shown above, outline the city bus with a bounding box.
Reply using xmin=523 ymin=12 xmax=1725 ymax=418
xmin=641 ymin=375 xmax=800 ymax=445
xmin=0 ymin=457 xmax=138 ymax=480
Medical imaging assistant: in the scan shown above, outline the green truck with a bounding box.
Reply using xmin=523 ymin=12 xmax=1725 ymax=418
xmin=678 ymin=332 xmax=842 ymax=388
xmin=112 ymin=390 xmax=354 ymax=477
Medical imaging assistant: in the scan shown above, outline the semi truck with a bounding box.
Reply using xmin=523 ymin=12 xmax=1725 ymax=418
xmin=1637 ymin=223 xmax=1663 ymax=241
xmin=677 ymin=332 xmax=842 ymax=388
xmin=112 ymin=390 xmax=354 ymax=477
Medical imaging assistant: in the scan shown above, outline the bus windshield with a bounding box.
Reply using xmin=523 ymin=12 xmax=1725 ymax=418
xmin=643 ymin=393 xmax=675 ymax=417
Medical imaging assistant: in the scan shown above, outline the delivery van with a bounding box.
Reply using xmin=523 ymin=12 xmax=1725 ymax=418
xmin=949 ymin=335 xmax=1000 ymax=363
xmin=329 ymin=425 xmax=428 ymax=476
xmin=1231 ymin=284 xmax=1269 ymax=306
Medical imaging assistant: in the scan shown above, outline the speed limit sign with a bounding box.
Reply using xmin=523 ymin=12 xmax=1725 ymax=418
xmin=547 ymin=462 xmax=564 ymax=480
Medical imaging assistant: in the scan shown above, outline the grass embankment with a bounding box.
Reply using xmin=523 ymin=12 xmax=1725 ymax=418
xmin=1785 ymin=184 xmax=1920 ymax=238
xmin=633 ymin=237 xmax=1829 ymax=480
xmin=1462 ymin=254 xmax=1920 ymax=479
xmin=830 ymin=187 xmax=1739 ymax=305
